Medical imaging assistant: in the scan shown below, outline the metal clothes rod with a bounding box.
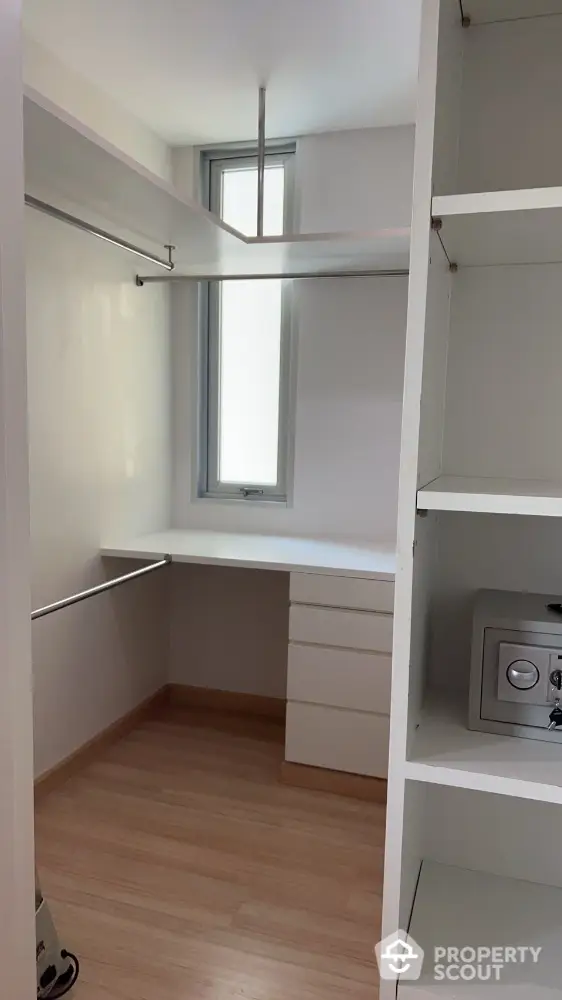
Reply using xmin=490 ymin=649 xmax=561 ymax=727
xmin=25 ymin=195 xmax=175 ymax=271
xmin=136 ymin=268 xmax=409 ymax=285
xmin=257 ymin=87 xmax=266 ymax=238
xmin=31 ymin=556 xmax=172 ymax=621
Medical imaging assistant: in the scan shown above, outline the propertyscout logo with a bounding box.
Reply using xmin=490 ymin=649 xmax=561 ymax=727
xmin=432 ymin=945 xmax=542 ymax=983
xmin=375 ymin=931 xmax=542 ymax=983
xmin=375 ymin=932 xmax=424 ymax=981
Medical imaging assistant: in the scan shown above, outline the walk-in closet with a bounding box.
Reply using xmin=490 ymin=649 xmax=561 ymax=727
xmin=0 ymin=2 xmax=422 ymax=997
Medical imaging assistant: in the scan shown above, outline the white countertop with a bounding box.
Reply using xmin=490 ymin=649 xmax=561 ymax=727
xmin=101 ymin=529 xmax=396 ymax=579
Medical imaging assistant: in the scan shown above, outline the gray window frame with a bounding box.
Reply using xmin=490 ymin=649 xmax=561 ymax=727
xmin=198 ymin=144 xmax=296 ymax=503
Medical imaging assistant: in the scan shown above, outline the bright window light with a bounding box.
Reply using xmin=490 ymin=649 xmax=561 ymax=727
xmin=218 ymin=278 xmax=282 ymax=485
xmin=202 ymin=149 xmax=294 ymax=500
xmin=217 ymin=164 xmax=284 ymax=486
xmin=222 ymin=164 xmax=285 ymax=237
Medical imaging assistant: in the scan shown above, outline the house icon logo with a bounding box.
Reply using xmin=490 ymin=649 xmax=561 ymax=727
xmin=375 ymin=930 xmax=424 ymax=981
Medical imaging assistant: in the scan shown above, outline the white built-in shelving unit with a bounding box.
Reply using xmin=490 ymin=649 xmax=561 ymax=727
xmin=383 ymin=1 xmax=562 ymax=996
xmin=24 ymin=87 xmax=410 ymax=278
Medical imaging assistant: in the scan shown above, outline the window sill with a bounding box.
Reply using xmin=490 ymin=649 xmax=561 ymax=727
xmin=195 ymin=493 xmax=289 ymax=509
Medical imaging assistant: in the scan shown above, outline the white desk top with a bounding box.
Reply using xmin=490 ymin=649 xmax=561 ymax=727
xmin=101 ymin=529 xmax=396 ymax=580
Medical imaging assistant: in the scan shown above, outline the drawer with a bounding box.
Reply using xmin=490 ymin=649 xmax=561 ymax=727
xmin=290 ymin=572 xmax=394 ymax=613
xmin=289 ymin=604 xmax=393 ymax=653
xmin=287 ymin=642 xmax=391 ymax=713
xmin=285 ymin=702 xmax=389 ymax=777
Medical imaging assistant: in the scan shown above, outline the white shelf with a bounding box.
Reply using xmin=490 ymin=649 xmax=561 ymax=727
xmin=400 ymin=860 xmax=562 ymax=998
xmin=101 ymin=529 xmax=396 ymax=579
xmin=466 ymin=0 xmax=562 ymax=25
xmin=432 ymin=187 xmax=562 ymax=268
xmin=23 ymin=88 xmax=409 ymax=278
xmin=406 ymin=697 xmax=562 ymax=806
xmin=417 ymin=476 xmax=562 ymax=516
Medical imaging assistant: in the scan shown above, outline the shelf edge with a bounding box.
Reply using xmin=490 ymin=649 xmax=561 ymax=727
xmin=405 ymin=760 xmax=562 ymax=806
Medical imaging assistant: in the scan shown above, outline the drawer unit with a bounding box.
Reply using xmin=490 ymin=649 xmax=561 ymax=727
xmin=289 ymin=603 xmax=393 ymax=653
xmin=287 ymin=642 xmax=391 ymax=713
xmin=290 ymin=572 xmax=394 ymax=613
xmin=285 ymin=702 xmax=390 ymax=778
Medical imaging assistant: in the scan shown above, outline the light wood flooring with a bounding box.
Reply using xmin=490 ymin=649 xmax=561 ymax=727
xmin=35 ymin=706 xmax=384 ymax=999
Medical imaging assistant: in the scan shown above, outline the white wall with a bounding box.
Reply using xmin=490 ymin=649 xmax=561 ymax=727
xmin=171 ymin=145 xmax=197 ymax=200
xmin=445 ymin=13 xmax=562 ymax=194
xmin=423 ymin=782 xmax=562 ymax=890
xmin=23 ymin=33 xmax=171 ymax=181
xmin=27 ymin=209 xmax=171 ymax=777
xmin=296 ymin=126 xmax=414 ymax=233
xmin=442 ymin=264 xmax=562 ymax=482
xmin=169 ymin=125 xmax=413 ymax=695
xmin=169 ymin=564 xmax=289 ymax=696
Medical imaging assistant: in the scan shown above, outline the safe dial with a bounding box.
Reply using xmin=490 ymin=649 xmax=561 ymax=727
xmin=506 ymin=659 xmax=539 ymax=690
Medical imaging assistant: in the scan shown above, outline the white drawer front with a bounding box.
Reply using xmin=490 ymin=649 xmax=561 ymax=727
xmin=285 ymin=702 xmax=389 ymax=777
xmin=290 ymin=572 xmax=394 ymax=613
xmin=287 ymin=642 xmax=391 ymax=714
xmin=289 ymin=604 xmax=393 ymax=653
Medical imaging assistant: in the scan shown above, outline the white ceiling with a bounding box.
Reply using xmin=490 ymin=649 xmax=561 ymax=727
xmin=23 ymin=0 xmax=421 ymax=146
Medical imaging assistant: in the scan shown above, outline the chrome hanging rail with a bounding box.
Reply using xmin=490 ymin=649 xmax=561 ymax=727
xmin=135 ymin=268 xmax=409 ymax=285
xmin=25 ymin=195 xmax=175 ymax=271
xmin=257 ymin=86 xmax=267 ymax=237
xmin=31 ymin=556 xmax=172 ymax=621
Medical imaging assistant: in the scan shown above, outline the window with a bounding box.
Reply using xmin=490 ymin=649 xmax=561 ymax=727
xmin=199 ymin=146 xmax=295 ymax=501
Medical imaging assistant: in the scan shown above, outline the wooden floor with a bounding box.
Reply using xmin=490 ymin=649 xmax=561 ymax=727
xmin=35 ymin=706 xmax=384 ymax=999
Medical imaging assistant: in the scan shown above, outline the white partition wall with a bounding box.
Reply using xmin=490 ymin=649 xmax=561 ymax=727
xmin=0 ymin=2 xmax=36 ymax=995
xmin=382 ymin=1 xmax=562 ymax=997
xmin=382 ymin=0 xmax=452 ymax=956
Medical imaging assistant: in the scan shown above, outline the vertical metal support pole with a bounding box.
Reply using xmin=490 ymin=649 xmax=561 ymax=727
xmin=257 ymin=86 xmax=266 ymax=237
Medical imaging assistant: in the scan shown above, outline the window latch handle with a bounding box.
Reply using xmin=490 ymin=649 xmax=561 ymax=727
xmin=240 ymin=488 xmax=265 ymax=499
